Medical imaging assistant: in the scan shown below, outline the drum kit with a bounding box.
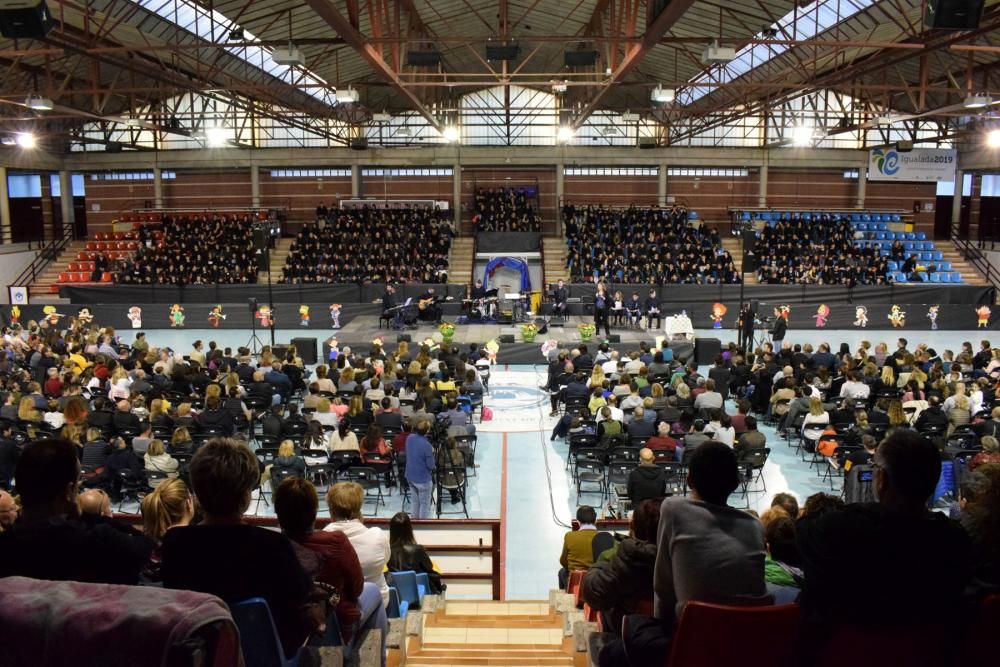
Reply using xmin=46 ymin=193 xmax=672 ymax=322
xmin=462 ymin=288 xmax=500 ymax=322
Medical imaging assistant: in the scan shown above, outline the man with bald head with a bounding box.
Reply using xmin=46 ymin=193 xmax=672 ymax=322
xmin=0 ymin=490 xmax=17 ymax=531
xmin=78 ymin=488 xmax=112 ymax=518
xmin=627 ymin=448 xmax=666 ymax=504
xmin=112 ymin=399 xmax=140 ymax=434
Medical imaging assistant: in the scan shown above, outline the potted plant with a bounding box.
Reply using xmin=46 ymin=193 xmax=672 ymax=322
xmin=439 ymin=321 xmax=456 ymax=345
xmin=520 ymin=322 xmax=539 ymax=342
xmin=578 ymin=322 xmax=596 ymax=341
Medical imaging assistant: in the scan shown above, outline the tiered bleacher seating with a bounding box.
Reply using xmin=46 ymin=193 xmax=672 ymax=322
xmin=737 ymin=210 xmax=962 ymax=283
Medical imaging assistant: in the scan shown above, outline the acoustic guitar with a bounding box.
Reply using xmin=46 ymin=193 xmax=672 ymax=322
xmin=418 ymin=295 xmax=453 ymax=311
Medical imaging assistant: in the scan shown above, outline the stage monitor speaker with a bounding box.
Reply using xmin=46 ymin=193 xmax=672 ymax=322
xmin=564 ymin=49 xmax=598 ymax=67
xmin=291 ymin=337 xmax=318 ymax=365
xmin=499 ymin=334 xmax=515 ymax=344
xmin=695 ymin=337 xmax=722 ymax=365
xmin=486 ymin=44 xmax=520 ymax=61
xmin=350 ymin=137 xmax=368 ymax=150
xmin=607 ymin=334 xmax=621 ymax=343
xmin=272 ymin=344 xmax=290 ymax=360
xmin=0 ymin=0 xmax=54 ymax=39
xmin=396 ymin=334 xmax=411 ymax=343
xmin=534 ymin=317 xmax=549 ymax=335
xmin=926 ymin=0 xmax=984 ymax=29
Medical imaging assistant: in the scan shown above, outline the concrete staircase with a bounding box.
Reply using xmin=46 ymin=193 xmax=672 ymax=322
xmin=721 ymin=237 xmax=755 ymax=284
xmin=543 ymin=237 xmax=568 ymax=283
xmin=260 ymin=237 xmax=292 ymax=283
xmin=399 ymin=599 xmax=582 ymax=667
xmin=940 ymin=241 xmax=989 ymax=286
xmin=449 ymin=237 xmax=475 ymax=285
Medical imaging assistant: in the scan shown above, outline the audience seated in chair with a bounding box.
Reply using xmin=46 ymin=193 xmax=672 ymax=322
xmin=558 ymin=505 xmax=600 ymax=590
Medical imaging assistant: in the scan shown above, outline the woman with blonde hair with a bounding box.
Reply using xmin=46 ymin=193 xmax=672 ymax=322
xmin=886 ymin=399 xmax=909 ymax=428
xmin=169 ymin=427 xmax=195 ymax=455
xmin=140 ymin=477 xmax=194 ymax=582
xmin=149 ymin=398 xmax=174 ymax=430
xmin=947 ymin=394 xmax=971 ymax=435
xmin=312 ymin=397 xmax=338 ymax=428
xmin=17 ymin=396 xmax=41 ymax=424
xmin=588 ymin=366 xmax=605 ymax=389
xmin=258 ymin=345 xmax=274 ymax=367
xmin=144 ymin=439 xmax=179 ymax=486
xmin=338 ymin=367 xmax=357 ymax=393
xmin=204 ymin=383 xmax=221 ymax=401
xmin=801 ymin=396 xmax=830 ymax=447
xmin=108 ymin=366 xmax=132 ymax=400
xmin=348 ymin=395 xmax=372 ymax=428
xmin=223 ymin=372 xmax=245 ymax=397
xmin=314 ymin=365 xmax=337 ymax=393
xmin=271 ymin=439 xmax=306 ymax=483
xmin=325 ymin=481 xmax=390 ymax=603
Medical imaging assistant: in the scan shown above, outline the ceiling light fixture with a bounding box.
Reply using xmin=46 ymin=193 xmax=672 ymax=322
xmin=651 ymin=85 xmax=675 ymax=103
xmin=791 ymin=124 xmax=813 ymax=146
xmin=964 ymin=94 xmax=992 ymax=109
xmin=442 ymin=125 xmax=460 ymax=143
xmin=338 ymin=88 xmax=359 ymax=104
xmin=557 ymin=125 xmax=575 ymax=143
xmin=25 ymin=95 xmax=53 ymax=111
xmin=205 ymin=127 xmax=229 ymax=147
xmin=16 ymin=132 xmax=36 ymax=149
xmin=988 ymin=129 xmax=1000 ymax=149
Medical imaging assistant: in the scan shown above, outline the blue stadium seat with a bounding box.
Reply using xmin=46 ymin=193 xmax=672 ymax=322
xmin=891 ymin=214 xmax=901 ymax=222
xmin=894 ymin=272 xmax=908 ymax=283
xmin=905 ymin=232 xmax=916 ymax=241
xmin=851 ymin=213 xmax=861 ymax=222
xmin=875 ymin=232 xmax=886 ymax=241
xmin=862 ymin=214 xmax=871 ymax=222
xmin=921 ymin=252 xmax=932 ymax=261
xmin=688 ymin=211 xmax=699 ymax=220
xmin=230 ymin=598 xmax=300 ymax=667
xmin=880 ymin=250 xmax=890 ymax=257
xmin=939 ymin=261 xmax=951 ymax=271
xmin=761 ymin=212 xmax=773 ymax=221
xmin=740 ymin=212 xmax=750 ymax=221
xmin=887 ymin=261 xmax=899 ymax=271
xmin=803 ymin=213 xmax=812 ymax=221
xmin=904 ymin=242 xmax=914 ymax=251
xmin=391 ymin=571 xmax=426 ymax=610
xmin=939 ymin=273 xmax=951 ymax=283
xmin=879 ymin=223 xmax=889 ymax=231
xmin=854 ymin=222 xmax=865 ymax=231
xmin=952 ymin=272 xmax=963 ymax=283
xmin=387 ymin=587 xmax=407 ymax=618
xmin=916 ymin=232 xmax=926 ymax=240
xmin=929 ymin=273 xmax=941 ymax=283
xmin=873 ymin=214 xmax=883 ymax=223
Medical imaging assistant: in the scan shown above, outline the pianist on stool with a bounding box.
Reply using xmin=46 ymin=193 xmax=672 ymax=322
xmin=551 ymin=279 xmax=568 ymax=319
xmin=382 ymin=284 xmax=398 ymax=313
xmin=644 ymin=289 xmax=661 ymax=329
xmin=418 ymin=286 xmax=444 ymax=324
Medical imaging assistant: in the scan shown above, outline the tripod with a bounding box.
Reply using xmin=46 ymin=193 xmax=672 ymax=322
xmin=246 ymin=315 xmax=265 ymax=357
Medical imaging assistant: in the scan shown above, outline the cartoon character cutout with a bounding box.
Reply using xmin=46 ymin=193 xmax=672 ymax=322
xmin=975 ymin=305 xmax=992 ymax=329
xmin=710 ymin=303 xmax=727 ymax=329
xmin=9 ymin=305 xmax=20 ymax=324
xmin=128 ymin=307 xmax=142 ymax=329
xmin=484 ymin=339 xmax=500 ymax=365
xmin=927 ymin=305 xmax=939 ymax=330
xmin=42 ymin=306 xmax=63 ymax=326
xmin=329 ymin=304 xmax=342 ymax=329
xmin=299 ymin=305 xmax=310 ymax=327
xmin=888 ymin=305 xmax=906 ymax=328
xmin=76 ymin=308 xmax=94 ymax=326
xmin=853 ymin=306 xmax=868 ymax=328
xmin=256 ymin=305 xmax=273 ymax=328
xmin=169 ymin=304 xmax=185 ymax=328
xmin=813 ymin=304 xmax=830 ymax=328
xmin=208 ymin=305 xmax=226 ymax=328
xmin=327 ymin=337 xmax=340 ymax=362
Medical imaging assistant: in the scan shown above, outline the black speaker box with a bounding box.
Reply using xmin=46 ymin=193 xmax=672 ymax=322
xmin=406 ymin=50 xmax=442 ymax=67
xmin=499 ymin=334 xmax=515 ymax=344
xmin=695 ymin=337 xmax=722 ymax=365
xmin=291 ymin=337 xmax=318 ymax=365
xmin=253 ymin=227 xmax=269 ymax=250
xmin=350 ymin=137 xmax=368 ymax=150
xmin=607 ymin=334 xmax=621 ymax=343
xmin=272 ymin=344 xmax=290 ymax=360
xmin=534 ymin=317 xmax=549 ymax=335
xmin=486 ymin=44 xmax=520 ymax=61
xmin=0 ymin=0 xmax=54 ymax=39
xmin=396 ymin=334 xmax=411 ymax=343
xmin=564 ymin=49 xmax=598 ymax=67
xmin=926 ymin=0 xmax=984 ymax=29
xmin=248 ymin=297 xmax=258 ymax=314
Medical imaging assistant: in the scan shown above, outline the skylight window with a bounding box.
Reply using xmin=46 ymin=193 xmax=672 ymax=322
xmin=681 ymin=0 xmax=875 ymax=105
xmin=130 ymin=0 xmax=337 ymax=107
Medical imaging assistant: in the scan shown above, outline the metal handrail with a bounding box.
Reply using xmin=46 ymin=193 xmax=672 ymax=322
xmin=950 ymin=222 xmax=1000 ymax=293
xmin=8 ymin=219 xmax=76 ymax=290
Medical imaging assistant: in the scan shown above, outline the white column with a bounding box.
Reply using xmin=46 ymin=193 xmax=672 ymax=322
xmin=856 ymin=164 xmax=867 ymax=209
xmin=952 ymin=170 xmax=964 ymax=226
xmin=555 ymin=162 xmax=564 ymax=236
xmin=658 ymin=163 xmax=668 ymax=206
xmin=59 ymin=170 xmax=74 ymax=230
xmin=758 ymin=163 xmax=768 ymax=208
xmin=250 ymin=163 xmax=261 ymax=209
xmin=0 ymin=167 xmax=9 ymax=244
xmin=351 ymin=164 xmax=361 ymax=198
xmin=153 ymin=167 xmax=164 ymax=209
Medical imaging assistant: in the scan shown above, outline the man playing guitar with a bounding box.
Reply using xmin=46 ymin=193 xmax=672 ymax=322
xmin=551 ymin=279 xmax=568 ymax=318
xmin=418 ymin=287 xmax=444 ymax=324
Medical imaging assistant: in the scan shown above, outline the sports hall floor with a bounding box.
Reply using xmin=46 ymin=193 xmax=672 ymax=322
xmin=113 ymin=325 xmax=979 ymax=600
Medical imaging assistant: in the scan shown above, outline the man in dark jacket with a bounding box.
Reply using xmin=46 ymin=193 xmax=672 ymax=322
xmin=111 ymin=400 xmax=141 ymax=434
xmin=581 ymin=498 xmax=660 ymax=665
xmin=198 ymin=395 xmax=236 ymax=436
xmin=915 ymin=396 xmax=949 ymax=433
xmin=627 ymin=449 xmax=666 ymax=504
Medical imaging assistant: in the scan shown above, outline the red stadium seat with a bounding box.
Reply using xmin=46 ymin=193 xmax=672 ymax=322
xmin=113 ymin=232 xmax=124 ymax=241
xmin=665 ymin=602 xmax=801 ymax=667
xmin=67 ymin=262 xmax=79 ymax=272
xmin=85 ymin=241 xmax=97 ymax=251
xmin=76 ymin=252 xmax=87 ymax=261
xmin=58 ymin=272 xmax=69 ymax=283
xmin=76 ymin=272 xmax=89 ymax=282
xmin=126 ymin=242 xmax=138 ymax=251
xmin=101 ymin=272 xmax=113 ymax=282
xmin=131 ymin=222 xmax=141 ymax=231
xmin=813 ymin=622 xmax=951 ymax=667
xmin=94 ymin=232 xmax=105 ymax=241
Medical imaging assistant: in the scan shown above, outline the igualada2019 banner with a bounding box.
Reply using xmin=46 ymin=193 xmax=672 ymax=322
xmin=868 ymin=147 xmax=957 ymax=182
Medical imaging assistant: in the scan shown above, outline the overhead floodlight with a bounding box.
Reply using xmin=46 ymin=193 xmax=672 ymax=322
xmin=372 ymin=112 xmax=391 ymax=123
xmin=16 ymin=132 xmax=36 ymax=149
xmin=557 ymin=125 xmax=575 ymax=143
xmin=228 ymin=28 xmax=244 ymax=41
xmin=964 ymin=94 xmax=992 ymax=109
xmin=988 ymin=129 xmax=1000 ymax=149
xmin=874 ymin=115 xmax=893 ymax=126
xmin=205 ymin=127 xmax=229 ymax=147
xmin=1 ymin=136 xmax=15 ymax=146
xmin=442 ymin=125 xmax=460 ymax=143
xmin=396 ymin=127 xmax=413 ymax=137
xmin=551 ymin=80 xmax=568 ymax=94
xmin=651 ymin=85 xmax=675 ymax=103
xmin=338 ymin=88 xmax=359 ymax=104
xmin=791 ymin=125 xmax=813 ymax=146
xmin=25 ymin=94 xmax=53 ymax=111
